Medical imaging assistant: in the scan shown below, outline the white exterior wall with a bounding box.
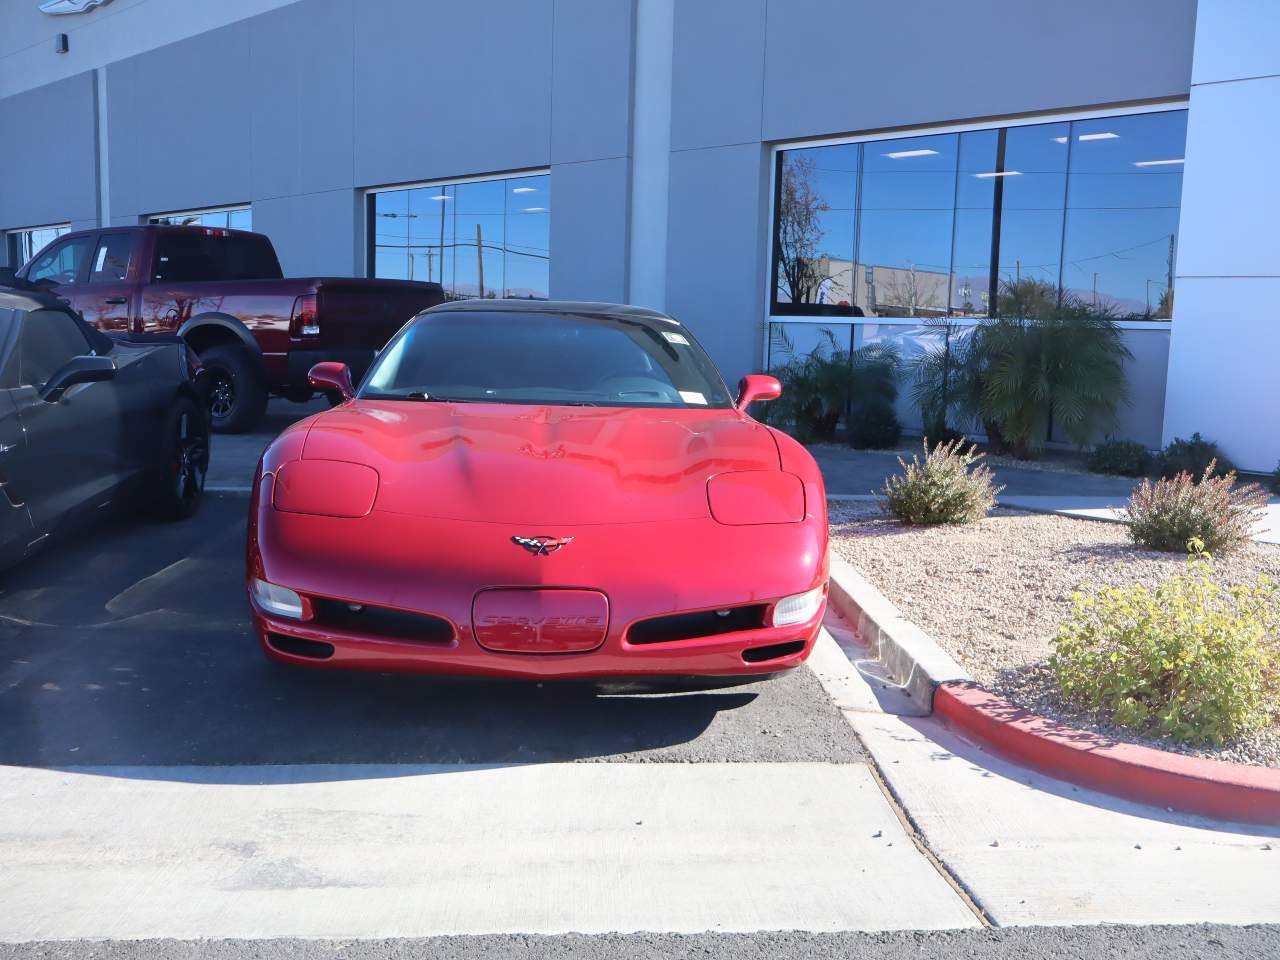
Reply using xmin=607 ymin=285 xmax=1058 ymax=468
xmin=1163 ymin=0 xmax=1280 ymax=473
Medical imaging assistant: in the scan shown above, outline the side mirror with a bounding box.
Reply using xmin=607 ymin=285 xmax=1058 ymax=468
xmin=308 ymin=361 xmax=354 ymax=401
xmin=41 ymin=355 xmax=116 ymax=402
xmin=735 ymin=374 xmax=782 ymax=412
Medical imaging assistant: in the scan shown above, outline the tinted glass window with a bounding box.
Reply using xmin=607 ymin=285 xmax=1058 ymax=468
xmin=364 ymin=311 xmax=732 ymax=408
xmin=370 ymin=173 xmax=550 ymax=300
xmin=771 ymin=108 xmax=1188 ymax=322
xmin=26 ymin=236 xmax=91 ymax=286
xmin=8 ymin=225 xmax=70 ymax=268
xmin=89 ymin=233 xmax=133 ymax=283
xmin=1062 ymin=112 xmax=1186 ymax=318
xmin=149 ymin=207 xmax=252 ymax=230
xmin=774 ymin=145 xmax=858 ymax=311
xmin=19 ymin=309 xmax=91 ymax=387
xmin=152 ymin=233 xmax=282 ymax=282
xmin=859 ymin=134 xmax=956 ymax=319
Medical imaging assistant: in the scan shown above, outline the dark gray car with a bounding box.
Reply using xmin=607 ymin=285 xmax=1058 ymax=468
xmin=0 ymin=286 xmax=209 ymax=570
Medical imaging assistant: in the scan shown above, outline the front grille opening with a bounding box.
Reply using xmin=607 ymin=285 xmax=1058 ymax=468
xmin=267 ymin=633 xmax=334 ymax=660
xmin=742 ymin=640 xmax=806 ymax=664
xmin=311 ymin=598 xmax=454 ymax=645
xmin=628 ymin=604 xmax=768 ymax=646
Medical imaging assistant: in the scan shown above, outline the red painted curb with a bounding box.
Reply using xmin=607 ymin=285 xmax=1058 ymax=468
xmin=934 ymin=681 xmax=1280 ymax=825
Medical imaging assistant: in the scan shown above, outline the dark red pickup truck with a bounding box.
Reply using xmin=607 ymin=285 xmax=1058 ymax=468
xmin=10 ymin=225 xmax=444 ymax=431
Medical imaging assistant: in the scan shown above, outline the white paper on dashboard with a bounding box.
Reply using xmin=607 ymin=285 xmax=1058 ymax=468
xmin=679 ymin=391 xmax=708 ymax=405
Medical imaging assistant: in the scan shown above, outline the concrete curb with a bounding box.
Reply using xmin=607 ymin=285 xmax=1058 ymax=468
xmin=935 ymin=683 xmax=1280 ymax=826
xmin=826 ymin=554 xmax=1280 ymax=825
xmin=827 ymin=555 xmax=970 ymax=712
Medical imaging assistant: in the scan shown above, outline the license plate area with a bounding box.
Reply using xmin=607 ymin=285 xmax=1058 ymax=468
xmin=472 ymin=589 xmax=609 ymax=654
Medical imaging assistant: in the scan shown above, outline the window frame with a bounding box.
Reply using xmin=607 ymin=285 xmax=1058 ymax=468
xmin=363 ymin=167 xmax=551 ymax=298
xmin=146 ymin=204 xmax=252 ymax=230
xmin=5 ymin=223 xmax=72 ymax=270
xmin=763 ymin=100 xmax=1189 ymax=366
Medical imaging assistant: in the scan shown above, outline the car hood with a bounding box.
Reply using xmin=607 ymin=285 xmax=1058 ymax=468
xmin=298 ymin=400 xmax=781 ymax=525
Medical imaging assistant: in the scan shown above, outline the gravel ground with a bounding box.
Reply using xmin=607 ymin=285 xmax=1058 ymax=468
xmin=829 ymin=503 xmax=1280 ymax=767
xmin=4 ymin=927 xmax=1277 ymax=960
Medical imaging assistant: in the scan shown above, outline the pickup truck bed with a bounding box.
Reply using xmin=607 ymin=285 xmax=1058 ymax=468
xmin=12 ymin=225 xmax=444 ymax=431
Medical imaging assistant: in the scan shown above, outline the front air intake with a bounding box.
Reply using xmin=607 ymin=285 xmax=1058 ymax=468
xmin=627 ymin=605 xmax=768 ymax=645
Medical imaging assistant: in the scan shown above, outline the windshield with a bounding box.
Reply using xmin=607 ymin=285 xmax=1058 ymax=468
xmin=361 ymin=310 xmax=734 ymax=408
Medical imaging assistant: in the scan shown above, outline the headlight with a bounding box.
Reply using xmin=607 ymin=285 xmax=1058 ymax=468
xmin=252 ymin=578 xmax=305 ymax=619
xmin=771 ymin=584 xmax=825 ymax=627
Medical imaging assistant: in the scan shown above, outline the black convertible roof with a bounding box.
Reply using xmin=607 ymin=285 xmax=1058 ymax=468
xmin=425 ymin=299 xmax=678 ymax=326
xmin=0 ymin=285 xmax=62 ymax=313
xmin=0 ymin=285 xmax=115 ymax=354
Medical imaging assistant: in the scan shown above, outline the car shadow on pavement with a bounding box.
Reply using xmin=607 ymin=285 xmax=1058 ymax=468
xmin=0 ymin=494 xmax=865 ymax=779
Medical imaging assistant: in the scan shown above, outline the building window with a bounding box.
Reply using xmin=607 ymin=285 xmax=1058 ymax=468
xmin=368 ymin=171 xmax=550 ymax=300
xmin=6 ymin=223 xmax=70 ymax=268
xmin=148 ymin=205 xmax=252 ymax=231
xmin=771 ymin=109 xmax=1187 ymax=321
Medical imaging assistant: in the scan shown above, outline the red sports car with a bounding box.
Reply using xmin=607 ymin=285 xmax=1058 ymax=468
xmin=246 ymin=300 xmax=828 ymax=680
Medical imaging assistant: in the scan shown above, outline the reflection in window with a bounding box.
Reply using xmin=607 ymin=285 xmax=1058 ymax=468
xmin=774 ymin=146 xmax=857 ymax=311
xmin=6 ymin=223 xmax=70 ymax=268
xmin=370 ymin=172 xmax=550 ymax=300
xmin=858 ymin=134 xmax=955 ymax=319
xmin=1062 ymin=112 xmax=1186 ymax=319
xmin=148 ymin=206 xmax=252 ymax=230
xmin=772 ymin=109 xmax=1187 ymax=321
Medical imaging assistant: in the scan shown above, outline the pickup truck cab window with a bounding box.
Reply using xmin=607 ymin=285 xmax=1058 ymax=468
xmin=27 ymin=236 xmax=91 ymax=286
xmin=89 ymin=234 xmax=133 ymax=284
xmin=153 ymin=233 xmax=282 ymax=283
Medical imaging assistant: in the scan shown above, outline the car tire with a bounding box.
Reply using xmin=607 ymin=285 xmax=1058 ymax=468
xmin=149 ymin=395 xmax=209 ymax=521
xmin=200 ymin=344 xmax=268 ymax=433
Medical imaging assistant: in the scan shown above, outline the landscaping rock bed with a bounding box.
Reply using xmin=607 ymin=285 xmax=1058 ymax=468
xmin=828 ymin=502 xmax=1280 ymax=768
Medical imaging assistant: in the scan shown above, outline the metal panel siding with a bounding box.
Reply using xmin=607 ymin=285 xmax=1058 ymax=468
xmin=0 ymin=72 xmax=98 ymax=231
xmin=760 ymin=0 xmax=1196 ymax=143
xmin=551 ymin=0 xmax=635 ymax=164
xmin=549 ymin=158 xmax=630 ymax=302
xmin=252 ymin=189 xmax=360 ymax=278
xmin=665 ymin=143 xmax=772 ymax=386
xmin=669 ymin=0 xmax=767 ymax=152
xmin=106 ymin=21 xmax=254 ymax=220
xmin=352 ymin=0 xmax=554 ymax=189
xmin=249 ymin=0 xmax=355 ymax=200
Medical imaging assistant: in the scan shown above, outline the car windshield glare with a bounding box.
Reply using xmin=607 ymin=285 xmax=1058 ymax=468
xmin=361 ymin=310 xmax=733 ymax=409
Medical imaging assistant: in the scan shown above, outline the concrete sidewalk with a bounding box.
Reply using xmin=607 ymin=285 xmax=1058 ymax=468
xmin=998 ymin=494 xmax=1280 ymax=544
xmin=812 ymin=621 xmax=1280 ymax=927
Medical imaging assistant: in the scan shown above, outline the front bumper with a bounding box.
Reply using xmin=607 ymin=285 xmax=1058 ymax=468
xmin=247 ymin=475 xmax=829 ymax=679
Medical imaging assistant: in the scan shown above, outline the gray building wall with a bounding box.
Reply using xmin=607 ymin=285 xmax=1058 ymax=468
xmin=0 ymin=72 xmax=99 ymax=266
xmin=1 ymin=0 xmax=1200 ymax=442
xmin=666 ymin=0 xmax=1197 ymax=386
xmin=82 ymin=0 xmax=633 ymax=284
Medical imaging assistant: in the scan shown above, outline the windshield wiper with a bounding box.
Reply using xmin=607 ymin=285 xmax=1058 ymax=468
xmin=362 ymin=392 xmax=481 ymax=403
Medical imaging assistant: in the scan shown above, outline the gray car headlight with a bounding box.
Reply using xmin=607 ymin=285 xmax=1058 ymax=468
xmin=252 ymin=578 xmax=305 ymax=619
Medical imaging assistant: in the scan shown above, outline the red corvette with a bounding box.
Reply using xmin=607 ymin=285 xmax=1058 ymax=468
xmin=246 ymin=300 xmax=828 ymax=680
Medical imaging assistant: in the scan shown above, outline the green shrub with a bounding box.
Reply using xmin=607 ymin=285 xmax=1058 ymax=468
xmin=763 ymin=329 xmax=901 ymax=444
xmin=847 ymin=402 xmax=901 ymax=449
xmin=1051 ymin=547 xmax=1280 ymax=745
xmin=1125 ymin=465 xmax=1268 ymax=554
xmin=880 ymin=438 xmax=1003 ymax=524
xmin=1087 ymin=439 xmax=1152 ymax=477
xmin=1159 ymin=432 xmax=1235 ymax=480
xmin=1270 ymin=462 xmax=1280 ymax=496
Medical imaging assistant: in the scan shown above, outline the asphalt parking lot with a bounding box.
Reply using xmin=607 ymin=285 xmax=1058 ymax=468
xmin=2 ymin=400 xmax=1278 ymax=953
xmin=0 ymin=400 xmax=864 ymax=767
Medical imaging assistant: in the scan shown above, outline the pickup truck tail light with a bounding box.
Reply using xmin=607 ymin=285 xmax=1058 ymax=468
xmin=292 ymin=294 xmax=319 ymax=337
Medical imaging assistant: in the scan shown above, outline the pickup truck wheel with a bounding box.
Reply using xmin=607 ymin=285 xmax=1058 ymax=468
xmin=200 ymin=345 xmax=268 ymax=433
xmin=150 ymin=395 xmax=209 ymax=521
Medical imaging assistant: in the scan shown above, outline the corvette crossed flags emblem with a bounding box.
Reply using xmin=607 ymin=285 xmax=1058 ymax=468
xmin=511 ymin=535 xmax=574 ymax=556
